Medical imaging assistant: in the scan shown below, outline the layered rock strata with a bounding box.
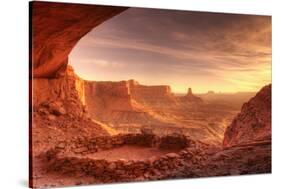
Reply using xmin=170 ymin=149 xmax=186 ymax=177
xmin=129 ymin=80 xmax=177 ymax=107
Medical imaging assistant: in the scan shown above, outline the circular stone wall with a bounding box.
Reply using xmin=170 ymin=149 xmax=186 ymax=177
xmin=41 ymin=133 xmax=204 ymax=182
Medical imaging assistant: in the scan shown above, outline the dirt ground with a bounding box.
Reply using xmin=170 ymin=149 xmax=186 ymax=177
xmin=81 ymin=145 xmax=177 ymax=161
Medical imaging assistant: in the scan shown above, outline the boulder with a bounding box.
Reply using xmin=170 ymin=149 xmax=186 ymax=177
xmin=47 ymin=114 xmax=56 ymax=121
xmin=48 ymin=101 xmax=67 ymax=116
xmin=165 ymin=153 xmax=180 ymax=158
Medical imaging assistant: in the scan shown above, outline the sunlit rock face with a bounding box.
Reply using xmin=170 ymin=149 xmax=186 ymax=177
xmin=129 ymin=80 xmax=178 ymax=107
xmin=83 ymin=79 xmax=177 ymax=123
xmin=31 ymin=1 xmax=127 ymax=78
xmin=33 ymin=66 xmax=86 ymax=117
xmin=223 ymin=84 xmax=271 ymax=148
xmin=84 ymin=80 xmax=135 ymax=122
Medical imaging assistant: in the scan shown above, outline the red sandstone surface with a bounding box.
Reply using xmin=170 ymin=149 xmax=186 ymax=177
xmin=31 ymin=2 xmax=127 ymax=78
xmin=223 ymin=84 xmax=271 ymax=147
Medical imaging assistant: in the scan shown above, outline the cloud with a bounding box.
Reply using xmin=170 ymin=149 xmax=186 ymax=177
xmin=70 ymin=8 xmax=271 ymax=93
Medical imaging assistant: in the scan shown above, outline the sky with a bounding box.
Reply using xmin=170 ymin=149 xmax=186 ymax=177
xmin=69 ymin=7 xmax=271 ymax=93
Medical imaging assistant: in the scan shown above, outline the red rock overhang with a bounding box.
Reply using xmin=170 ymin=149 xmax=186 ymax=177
xmin=30 ymin=1 xmax=128 ymax=78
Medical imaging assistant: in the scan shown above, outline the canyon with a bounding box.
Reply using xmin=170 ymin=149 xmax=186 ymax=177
xmin=31 ymin=65 xmax=271 ymax=188
xmin=30 ymin=2 xmax=271 ymax=188
xmin=83 ymin=78 xmax=240 ymax=145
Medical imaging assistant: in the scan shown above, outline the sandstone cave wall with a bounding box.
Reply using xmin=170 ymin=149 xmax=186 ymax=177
xmin=31 ymin=2 xmax=127 ymax=78
xmin=31 ymin=1 xmax=127 ymax=123
xmin=33 ymin=66 xmax=86 ymax=117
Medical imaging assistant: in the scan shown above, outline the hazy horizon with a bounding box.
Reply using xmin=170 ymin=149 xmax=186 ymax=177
xmin=70 ymin=8 xmax=271 ymax=93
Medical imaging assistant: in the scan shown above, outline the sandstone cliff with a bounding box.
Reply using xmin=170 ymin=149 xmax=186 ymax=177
xmin=84 ymin=80 xmax=135 ymax=122
xmin=83 ymin=79 xmax=176 ymax=125
xmin=129 ymin=80 xmax=178 ymax=107
xmin=32 ymin=66 xmax=116 ymax=155
xmin=223 ymin=84 xmax=271 ymax=147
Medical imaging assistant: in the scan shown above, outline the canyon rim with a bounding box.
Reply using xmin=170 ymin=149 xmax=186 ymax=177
xmin=29 ymin=1 xmax=272 ymax=188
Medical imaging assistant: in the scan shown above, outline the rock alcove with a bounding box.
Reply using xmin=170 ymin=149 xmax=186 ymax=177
xmin=31 ymin=1 xmax=128 ymax=78
xmin=30 ymin=2 xmax=272 ymax=188
xmin=31 ymin=3 xmax=197 ymax=182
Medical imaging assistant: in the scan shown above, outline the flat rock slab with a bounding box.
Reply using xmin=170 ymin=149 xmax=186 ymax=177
xmin=83 ymin=145 xmax=177 ymax=161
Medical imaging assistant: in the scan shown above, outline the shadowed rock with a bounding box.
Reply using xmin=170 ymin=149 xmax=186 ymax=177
xmin=31 ymin=1 xmax=127 ymax=78
xmin=223 ymin=84 xmax=271 ymax=148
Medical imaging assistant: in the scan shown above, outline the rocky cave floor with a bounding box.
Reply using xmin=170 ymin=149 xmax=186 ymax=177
xmin=31 ymin=111 xmax=271 ymax=188
xmin=31 ymin=140 xmax=271 ymax=188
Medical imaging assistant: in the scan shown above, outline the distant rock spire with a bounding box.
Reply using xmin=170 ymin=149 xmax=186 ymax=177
xmin=187 ymin=87 xmax=193 ymax=96
xmin=184 ymin=87 xmax=203 ymax=103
